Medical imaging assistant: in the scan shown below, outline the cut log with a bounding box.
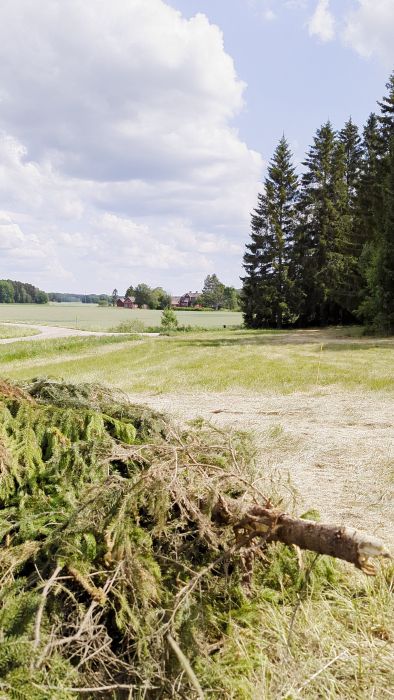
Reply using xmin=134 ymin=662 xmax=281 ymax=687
xmin=213 ymin=498 xmax=392 ymax=575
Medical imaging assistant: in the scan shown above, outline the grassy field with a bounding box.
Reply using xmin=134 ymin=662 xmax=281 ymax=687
xmin=0 ymin=323 xmax=40 ymax=339
xmin=1 ymin=326 xmax=392 ymax=394
xmin=0 ymin=326 xmax=393 ymax=698
xmin=0 ymin=303 xmax=243 ymax=330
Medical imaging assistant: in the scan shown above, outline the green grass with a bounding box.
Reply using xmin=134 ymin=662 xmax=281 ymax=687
xmin=0 ymin=334 xmax=138 ymax=365
xmin=0 ymin=323 xmax=40 ymax=339
xmin=1 ymin=327 xmax=393 ymax=394
xmin=0 ymin=303 xmax=243 ymax=330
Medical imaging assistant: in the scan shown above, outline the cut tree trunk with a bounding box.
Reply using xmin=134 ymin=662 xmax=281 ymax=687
xmin=213 ymin=498 xmax=392 ymax=575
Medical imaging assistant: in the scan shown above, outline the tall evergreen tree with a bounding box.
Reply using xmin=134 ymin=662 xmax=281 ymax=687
xmin=356 ymin=114 xmax=382 ymax=246
xmin=378 ymin=71 xmax=394 ymax=146
xmin=359 ymin=136 xmax=394 ymax=333
xmin=358 ymin=75 xmax=394 ymax=332
xmin=339 ymin=118 xmax=362 ymax=206
xmin=338 ymin=119 xmax=363 ymax=313
xmin=242 ymin=136 xmax=298 ymax=328
xmin=294 ymin=122 xmax=353 ymax=325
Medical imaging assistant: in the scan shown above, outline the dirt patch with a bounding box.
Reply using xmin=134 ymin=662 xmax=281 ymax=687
xmin=127 ymin=388 xmax=394 ymax=545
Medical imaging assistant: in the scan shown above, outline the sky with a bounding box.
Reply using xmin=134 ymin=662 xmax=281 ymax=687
xmin=0 ymin=0 xmax=393 ymax=295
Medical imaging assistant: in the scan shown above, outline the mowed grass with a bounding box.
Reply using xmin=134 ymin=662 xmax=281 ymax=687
xmin=0 ymin=302 xmax=243 ymax=330
xmin=0 ymin=323 xmax=40 ymax=339
xmin=1 ymin=327 xmax=393 ymax=394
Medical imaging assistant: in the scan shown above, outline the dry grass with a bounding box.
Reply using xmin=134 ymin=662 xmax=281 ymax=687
xmin=124 ymin=389 xmax=394 ymax=546
xmin=0 ymin=323 xmax=40 ymax=339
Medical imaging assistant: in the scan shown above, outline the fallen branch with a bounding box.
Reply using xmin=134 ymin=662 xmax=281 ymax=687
xmin=33 ymin=563 xmax=63 ymax=652
xmin=214 ymin=498 xmax=392 ymax=574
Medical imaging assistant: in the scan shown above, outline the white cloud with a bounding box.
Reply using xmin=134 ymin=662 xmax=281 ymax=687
xmin=343 ymin=0 xmax=394 ymax=66
xmin=0 ymin=212 xmax=71 ymax=285
xmin=308 ymin=0 xmax=336 ymax=42
xmin=264 ymin=9 xmax=277 ymax=21
xmin=0 ymin=0 xmax=262 ymax=293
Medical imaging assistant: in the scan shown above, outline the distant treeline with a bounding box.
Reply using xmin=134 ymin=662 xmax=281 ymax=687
xmin=242 ymin=72 xmax=394 ymax=333
xmin=48 ymin=293 xmax=111 ymax=304
xmin=0 ymin=279 xmax=48 ymax=304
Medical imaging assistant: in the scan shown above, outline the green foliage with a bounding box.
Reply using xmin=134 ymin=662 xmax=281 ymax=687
xmin=243 ymin=73 xmax=394 ymax=331
xmin=161 ymin=307 xmax=178 ymax=330
xmin=128 ymin=283 xmax=172 ymax=309
xmin=0 ymin=279 xmax=48 ymax=304
xmin=201 ymin=274 xmax=226 ymax=309
xmin=358 ymin=74 xmax=394 ymax=333
xmin=110 ymin=319 xmax=146 ymax=332
xmin=242 ymin=136 xmax=299 ymax=329
xmin=0 ymin=280 xmax=15 ymax=303
xmin=294 ymin=121 xmax=356 ymax=325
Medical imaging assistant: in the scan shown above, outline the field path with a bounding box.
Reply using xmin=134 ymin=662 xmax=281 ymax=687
xmin=0 ymin=323 xmax=158 ymax=344
xmin=127 ymin=389 xmax=394 ymax=545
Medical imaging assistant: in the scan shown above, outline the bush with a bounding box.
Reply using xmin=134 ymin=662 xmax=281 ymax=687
xmin=161 ymin=307 xmax=179 ymax=330
xmin=110 ymin=319 xmax=146 ymax=333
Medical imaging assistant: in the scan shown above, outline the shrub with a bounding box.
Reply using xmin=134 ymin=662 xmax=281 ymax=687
xmin=161 ymin=307 xmax=179 ymax=330
xmin=110 ymin=319 xmax=146 ymax=333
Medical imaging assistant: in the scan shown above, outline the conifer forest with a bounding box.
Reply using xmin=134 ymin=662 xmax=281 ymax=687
xmin=242 ymin=73 xmax=394 ymax=333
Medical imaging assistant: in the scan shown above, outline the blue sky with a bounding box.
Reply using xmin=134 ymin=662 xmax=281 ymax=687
xmin=0 ymin=0 xmax=392 ymax=294
xmin=168 ymin=0 xmax=390 ymax=165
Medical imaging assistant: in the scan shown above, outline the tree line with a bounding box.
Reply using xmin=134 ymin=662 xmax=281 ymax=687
xmin=242 ymin=72 xmax=394 ymax=333
xmin=114 ymin=276 xmax=241 ymax=310
xmin=199 ymin=274 xmax=240 ymax=310
xmin=48 ymin=292 xmax=111 ymax=304
xmin=0 ymin=279 xmax=48 ymax=304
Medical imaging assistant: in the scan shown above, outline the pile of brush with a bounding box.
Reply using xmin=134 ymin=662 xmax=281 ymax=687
xmin=0 ymin=379 xmax=390 ymax=699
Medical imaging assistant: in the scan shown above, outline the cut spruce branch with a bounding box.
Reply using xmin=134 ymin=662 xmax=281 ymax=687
xmin=213 ymin=497 xmax=392 ymax=575
xmin=0 ymin=378 xmax=392 ymax=698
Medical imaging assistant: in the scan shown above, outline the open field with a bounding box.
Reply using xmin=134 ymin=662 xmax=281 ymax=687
xmin=1 ymin=327 xmax=392 ymax=393
xmin=0 ymin=303 xmax=243 ymax=330
xmin=0 ymin=326 xmax=393 ymax=542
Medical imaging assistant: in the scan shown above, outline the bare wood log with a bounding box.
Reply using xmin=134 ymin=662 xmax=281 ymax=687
xmin=213 ymin=498 xmax=392 ymax=575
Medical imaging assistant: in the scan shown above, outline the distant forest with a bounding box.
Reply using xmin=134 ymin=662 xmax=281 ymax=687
xmin=0 ymin=279 xmax=48 ymax=304
xmin=48 ymin=292 xmax=111 ymax=304
xmin=242 ymin=72 xmax=394 ymax=333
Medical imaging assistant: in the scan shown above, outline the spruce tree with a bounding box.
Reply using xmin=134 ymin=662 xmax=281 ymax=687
xmin=356 ymin=114 xmax=382 ymax=246
xmin=294 ymin=122 xmax=353 ymax=325
xmin=242 ymin=136 xmax=298 ymax=328
xmin=339 ymin=118 xmax=362 ymax=206
xmin=378 ymin=71 xmax=394 ymax=146
xmin=338 ymin=118 xmax=363 ymax=313
xmin=358 ymin=76 xmax=394 ymax=333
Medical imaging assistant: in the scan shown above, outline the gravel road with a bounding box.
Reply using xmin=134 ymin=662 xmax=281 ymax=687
xmin=0 ymin=323 xmax=158 ymax=344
